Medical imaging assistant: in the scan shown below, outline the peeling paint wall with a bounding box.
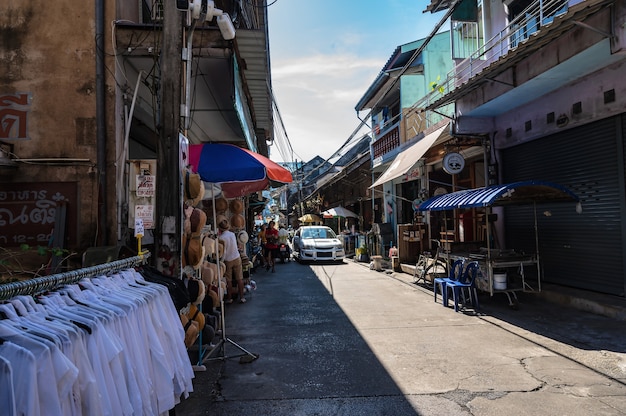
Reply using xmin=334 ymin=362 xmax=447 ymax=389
xmin=0 ymin=1 xmax=117 ymax=251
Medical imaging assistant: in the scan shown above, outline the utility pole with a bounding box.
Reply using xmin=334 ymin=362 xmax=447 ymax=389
xmin=155 ymin=1 xmax=183 ymax=276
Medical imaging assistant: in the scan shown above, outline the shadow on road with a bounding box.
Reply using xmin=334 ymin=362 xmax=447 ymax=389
xmin=175 ymin=259 xmax=421 ymax=415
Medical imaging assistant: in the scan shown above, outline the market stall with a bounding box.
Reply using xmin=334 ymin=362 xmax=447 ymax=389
xmin=418 ymin=180 xmax=581 ymax=306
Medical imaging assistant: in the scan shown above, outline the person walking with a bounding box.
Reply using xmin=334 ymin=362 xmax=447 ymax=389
xmin=264 ymin=220 xmax=279 ymax=272
xmin=217 ymin=215 xmax=246 ymax=303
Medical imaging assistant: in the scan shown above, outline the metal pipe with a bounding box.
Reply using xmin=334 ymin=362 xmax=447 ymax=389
xmin=96 ymin=0 xmax=107 ymax=244
xmin=16 ymin=158 xmax=91 ymax=163
xmin=0 ymin=253 xmax=149 ymax=300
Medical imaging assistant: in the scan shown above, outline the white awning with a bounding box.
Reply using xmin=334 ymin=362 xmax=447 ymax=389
xmin=369 ymin=123 xmax=449 ymax=188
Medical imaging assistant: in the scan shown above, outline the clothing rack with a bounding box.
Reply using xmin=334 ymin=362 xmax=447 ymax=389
xmin=0 ymin=253 xmax=150 ymax=301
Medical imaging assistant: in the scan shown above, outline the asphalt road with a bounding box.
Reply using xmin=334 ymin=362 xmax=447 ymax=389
xmin=174 ymin=258 xmax=626 ymax=415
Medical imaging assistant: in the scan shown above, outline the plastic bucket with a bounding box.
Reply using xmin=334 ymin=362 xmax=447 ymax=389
xmin=493 ymin=273 xmax=507 ymax=290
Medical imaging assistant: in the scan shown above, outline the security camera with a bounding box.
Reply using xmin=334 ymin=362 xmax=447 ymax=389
xmin=217 ymin=13 xmax=236 ymax=40
xmin=189 ymin=0 xmax=222 ymax=21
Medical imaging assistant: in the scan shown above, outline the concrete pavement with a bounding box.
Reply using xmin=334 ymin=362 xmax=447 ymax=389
xmin=174 ymin=259 xmax=626 ymax=415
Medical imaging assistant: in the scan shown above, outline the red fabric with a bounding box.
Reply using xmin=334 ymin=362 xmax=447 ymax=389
xmin=265 ymin=227 xmax=279 ymax=249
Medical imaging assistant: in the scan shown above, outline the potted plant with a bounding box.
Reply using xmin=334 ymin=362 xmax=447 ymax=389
xmin=356 ymin=245 xmax=369 ymax=262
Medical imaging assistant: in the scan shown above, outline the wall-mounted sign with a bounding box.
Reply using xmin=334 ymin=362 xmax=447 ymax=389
xmin=0 ymin=182 xmax=77 ymax=247
xmin=443 ymin=152 xmax=465 ymax=175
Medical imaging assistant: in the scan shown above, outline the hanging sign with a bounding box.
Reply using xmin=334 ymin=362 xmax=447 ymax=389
xmin=136 ymin=175 xmax=156 ymax=197
xmin=443 ymin=152 xmax=465 ymax=175
xmin=134 ymin=218 xmax=145 ymax=237
xmin=135 ymin=205 xmax=154 ymax=229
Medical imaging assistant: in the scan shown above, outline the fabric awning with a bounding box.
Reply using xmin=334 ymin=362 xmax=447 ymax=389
xmin=370 ymin=123 xmax=449 ymax=189
xmin=418 ymin=180 xmax=579 ymax=211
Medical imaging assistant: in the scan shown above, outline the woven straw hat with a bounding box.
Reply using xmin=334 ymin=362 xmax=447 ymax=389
xmin=230 ymin=213 xmax=245 ymax=230
xmin=184 ymin=170 xmax=205 ymax=207
xmin=229 ymin=198 xmax=244 ymax=214
xmin=215 ymin=197 xmax=228 ymax=213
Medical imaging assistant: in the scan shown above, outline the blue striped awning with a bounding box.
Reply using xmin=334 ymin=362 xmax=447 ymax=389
xmin=418 ymin=180 xmax=579 ymax=211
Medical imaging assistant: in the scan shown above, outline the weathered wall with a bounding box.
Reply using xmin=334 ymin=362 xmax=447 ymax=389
xmin=0 ymin=1 xmax=117 ymax=252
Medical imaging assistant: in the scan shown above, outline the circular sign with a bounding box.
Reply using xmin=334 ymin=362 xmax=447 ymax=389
xmin=443 ymin=152 xmax=465 ymax=175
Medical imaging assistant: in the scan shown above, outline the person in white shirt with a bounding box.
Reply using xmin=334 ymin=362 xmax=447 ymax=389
xmin=217 ymin=216 xmax=246 ymax=304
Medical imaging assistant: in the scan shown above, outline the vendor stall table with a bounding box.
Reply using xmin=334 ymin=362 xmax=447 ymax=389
xmin=418 ymin=180 xmax=581 ymax=307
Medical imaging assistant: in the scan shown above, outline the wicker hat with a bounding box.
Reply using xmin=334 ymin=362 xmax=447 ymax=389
xmin=229 ymin=198 xmax=244 ymax=214
xmin=184 ymin=170 xmax=205 ymax=207
xmin=237 ymin=230 xmax=249 ymax=244
xmin=180 ymin=314 xmax=199 ymax=348
xmin=200 ymin=261 xmax=215 ymax=287
xmin=208 ymin=288 xmax=220 ymax=308
xmin=186 ymin=278 xmax=206 ymax=306
xmin=202 ymin=235 xmax=216 ymax=259
xmin=215 ymin=197 xmax=228 ymax=213
xmin=230 ymin=213 xmax=245 ymax=230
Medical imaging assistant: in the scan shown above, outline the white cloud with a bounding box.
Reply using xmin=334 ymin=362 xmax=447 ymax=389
xmin=271 ymin=53 xmax=381 ymax=162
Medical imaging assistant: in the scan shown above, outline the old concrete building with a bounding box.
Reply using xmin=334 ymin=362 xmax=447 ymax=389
xmin=0 ymin=0 xmax=272 ymax=275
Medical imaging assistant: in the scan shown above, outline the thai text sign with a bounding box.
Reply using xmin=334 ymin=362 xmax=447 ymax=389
xmin=0 ymin=182 xmax=77 ymax=247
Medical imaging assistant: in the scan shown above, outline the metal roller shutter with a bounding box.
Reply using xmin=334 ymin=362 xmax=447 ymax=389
xmin=501 ymin=116 xmax=624 ymax=296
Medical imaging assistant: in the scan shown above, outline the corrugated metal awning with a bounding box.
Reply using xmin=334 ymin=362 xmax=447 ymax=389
xmin=418 ymin=180 xmax=579 ymax=211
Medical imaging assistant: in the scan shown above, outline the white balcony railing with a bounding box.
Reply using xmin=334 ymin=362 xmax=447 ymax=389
xmin=411 ymin=0 xmax=570 ymax=114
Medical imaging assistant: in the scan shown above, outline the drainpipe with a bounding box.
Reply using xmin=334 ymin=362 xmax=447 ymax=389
xmin=95 ymin=0 xmax=107 ymax=245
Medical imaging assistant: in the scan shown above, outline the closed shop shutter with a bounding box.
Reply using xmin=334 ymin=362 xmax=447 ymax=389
xmin=501 ymin=115 xmax=624 ymax=296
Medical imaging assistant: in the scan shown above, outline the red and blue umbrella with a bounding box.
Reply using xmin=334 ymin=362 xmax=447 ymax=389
xmin=188 ymin=143 xmax=292 ymax=198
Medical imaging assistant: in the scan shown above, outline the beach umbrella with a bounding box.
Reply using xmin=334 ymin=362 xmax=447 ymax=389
xmin=188 ymin=143 xmax=293 ymax=198
xmin=321 ymin=206 xmax=358 ymax=233
xmin=186 ymin=142 xmax=292 ymax=362
xmin=321 ymin=206 xmax=358 ymax=219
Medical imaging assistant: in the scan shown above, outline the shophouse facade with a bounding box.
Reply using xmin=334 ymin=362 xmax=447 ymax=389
xmin=355 ymin=32 xmax=460 ymax=258
xmin=420 ymin=0 xmax=626 ymax=296
xmin=0 ymin=0 xmax=273 ymax=276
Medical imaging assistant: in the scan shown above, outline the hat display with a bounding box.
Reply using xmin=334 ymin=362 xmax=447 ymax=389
xmin=230 ymin=213 xmax=245 ymax=229
xmin=208 ymin=289 xmax=220 ymax=309
xmin=237 ymin=230 xmax=249 ymax=244
xmin=215 ymin=197 xmax=228 ymax=213
xmin=190 ymin=208 xmax=207 ymax=232
xmin=216 ymin=214 xmax=229 ymax=230
xmin=229 ymin=198 xmax=244 ymax=214
xmin=184 ymin=170 xmax=205 ymax=207
xmin=182 ymin=208 xmax=207 ymax=269
xmin=200 ymin=262 xmax=215 ymax=287
xmin=240 ymin=254 xmax=250 ymax=268
xmin=186 ymin=278 xmax=206 ymax=306
xmin=202 ymin=235 xmax=216 ymax=259
xmin=217 ymin=241 xmax=225 ymax=259
xmin=180 ymin=314 xmax=199 ymax=348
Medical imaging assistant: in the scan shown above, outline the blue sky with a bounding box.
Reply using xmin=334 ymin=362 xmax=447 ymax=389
xmin=267 ymin=0 xmax=446 ymax=163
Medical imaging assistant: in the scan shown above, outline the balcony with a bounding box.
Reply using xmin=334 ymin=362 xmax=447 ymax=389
xmin=371 ymin=123 xmax=400 ymax=161
xmin=415 ymin=0 xmax=571 ymax=112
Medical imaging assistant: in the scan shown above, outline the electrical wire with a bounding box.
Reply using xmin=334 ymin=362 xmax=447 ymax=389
xmin=269 ymin=0 xmax=463 ymax=191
